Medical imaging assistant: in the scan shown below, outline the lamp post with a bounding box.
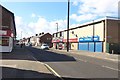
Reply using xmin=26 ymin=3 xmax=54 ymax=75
xmin=93 ymin=20 xmax=95 ymax=52
xmin=67 ymin=0 xmax=70 ymax=52
xmin=21 ymin=31 xmax=22 ymax=39
xmin=56 ymin=23 xmax=58 ymax=32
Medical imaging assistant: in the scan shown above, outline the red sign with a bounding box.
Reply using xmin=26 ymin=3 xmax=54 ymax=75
xmin=52 ymin=39 xmax=60 ymax=43
xmin=0 ymin=30 xmax=12 ymax=37
xmin=63 ymin=38 xmax=78 ymax=42
xmin=52 ymin=38 xmax=78 ymax=43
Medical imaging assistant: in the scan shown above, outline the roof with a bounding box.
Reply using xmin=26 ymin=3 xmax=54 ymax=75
xmin=32 ymin=33 xmax=52 ymax=38
xmin=53 ymin=16 xmax=120 ymax=34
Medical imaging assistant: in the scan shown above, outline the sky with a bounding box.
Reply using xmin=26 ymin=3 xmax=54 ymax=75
xmin=0 ymin=0 xmax=119 ymax=40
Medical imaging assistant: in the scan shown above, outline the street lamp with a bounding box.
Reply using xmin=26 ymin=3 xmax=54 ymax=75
xmin=56 ymin=22 xmax=58 ymax=32
xmin=67 ymin=0 xmax=70 ymax=52
xmin=93 ymin=20 xmax=95 ymax=52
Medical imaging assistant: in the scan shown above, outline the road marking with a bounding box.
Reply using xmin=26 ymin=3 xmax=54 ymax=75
xmin=0 ymin=64 xmax=17 ymax=68
xmin=102 ymin=65 xmax=120 ymax=71
xmin=44 ymin=64 xmax=64 ymax=80
xmin=27 ymin=49 xmax=64 ymax=80
xmin=75 ymin=58 xmax=87 ymax=62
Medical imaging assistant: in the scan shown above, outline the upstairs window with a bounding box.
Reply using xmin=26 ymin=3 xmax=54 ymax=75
xmin=0 ymin=37 xmax=9 ymax=46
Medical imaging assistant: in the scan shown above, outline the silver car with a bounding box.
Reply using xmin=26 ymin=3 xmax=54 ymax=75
xmin=41 ymin=44 xmax=49 ymax=50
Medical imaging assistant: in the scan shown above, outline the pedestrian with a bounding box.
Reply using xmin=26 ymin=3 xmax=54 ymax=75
xmin=20 ymin=43 xmax=23 ymax=48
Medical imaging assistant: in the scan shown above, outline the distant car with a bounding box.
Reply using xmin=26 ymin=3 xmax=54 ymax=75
xmin=41 ymin=44 xmax=49 ymax=50
xmin=26 ymin=43 xmax=32 ymax=46
xmin=16 ymin=42 xmax=19 ymax=45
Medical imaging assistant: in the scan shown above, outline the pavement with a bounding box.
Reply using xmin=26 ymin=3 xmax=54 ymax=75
xmin=0 ymin=45 xmax=58 ymax=79
xmin=49 ymin=48 xmax=120 ymax=62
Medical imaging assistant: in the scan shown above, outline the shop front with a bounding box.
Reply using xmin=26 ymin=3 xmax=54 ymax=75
xmin=63 ymin=38 xmax=78 ymax=50
xmin=78 ymin=36 xmax=103 ymax=52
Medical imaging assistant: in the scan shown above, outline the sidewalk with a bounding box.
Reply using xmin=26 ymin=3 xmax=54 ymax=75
xmin=1 ymin=45 xmax=56 ymax=78
xmin=50 ymin=48 xmax=119 ymax=62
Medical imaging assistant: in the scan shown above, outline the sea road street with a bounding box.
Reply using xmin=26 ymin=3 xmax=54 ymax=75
xmin=1 ymin=45 xmax=120 ymax=80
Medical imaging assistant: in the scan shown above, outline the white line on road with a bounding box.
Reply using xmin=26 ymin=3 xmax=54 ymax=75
xmin=27 ymin=49 xmax=64 ymax=80
xmin=102 ymin=65 xmax=120 ymax=71
xmin=75 ymin=58 xmax=87 ymax=62
xmin=0 ymin=64 xmax=17 ymax=68
xmin=44 ymin=64 xmax=64 ymax=80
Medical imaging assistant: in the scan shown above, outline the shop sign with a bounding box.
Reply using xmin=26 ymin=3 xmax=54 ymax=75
xmin=0 ymin=30 xmax=7 ymax=35
xmin=63 ymin=38 xmax=78 ymax=42
xmin=79 ymin=36 xmax=100 ymax=42
xmin=0 ymin=30 xmax=12 ymax=36
xmin=52 ymin=38 xmax=60 ymax=43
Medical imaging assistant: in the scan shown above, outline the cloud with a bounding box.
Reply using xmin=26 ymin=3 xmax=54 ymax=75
xmin=15 ymin=16 xmax=35 ymax=39
xmin=28 ymin=17 xmax=67 ymax=34
xmin=31 ymin=13 xmax=36 ymax=18
xmin=71 ymin=0 xmax=119 ymax=22
xmin=70 ymin=13 xmax=97 ymax=22
xmin=15 ymin=16 xmax=67 ymax=39
xmin=72 ymin=0 xmax=79 ymax=6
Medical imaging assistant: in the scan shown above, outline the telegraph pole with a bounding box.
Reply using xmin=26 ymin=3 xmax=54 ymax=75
xmin=67 ymin=0 xmax=70 ymax=52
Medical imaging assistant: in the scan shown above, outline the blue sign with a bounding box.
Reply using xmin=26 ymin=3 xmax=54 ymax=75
xmin=79 ymin=36 xmax=100 ymax=42
xmin=94 ymin=36 xmax=100 ymax=41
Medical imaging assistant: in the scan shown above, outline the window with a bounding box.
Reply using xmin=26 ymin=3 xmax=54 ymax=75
xmin=56 ymin=33 xmax=58 ymax=37
xmin=0 ymin=37 xmax=9 ymax=46
xmin=60 ymin=32 xmax=62 ymax=37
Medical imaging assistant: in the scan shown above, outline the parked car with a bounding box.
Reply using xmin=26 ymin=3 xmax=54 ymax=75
xmin=58 ymin=43 xmax=63 ymax=50
xmin=41 ymin=44 xmax=49 ymax=50
xmin=26 ymin=42 xmax=32 ymax=46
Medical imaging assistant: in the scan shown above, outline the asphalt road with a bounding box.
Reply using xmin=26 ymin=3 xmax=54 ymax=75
xmin=1 ymin=46 xmax=60 ymax=80
xmin=26 ymin=46 xmax=119 ymax=80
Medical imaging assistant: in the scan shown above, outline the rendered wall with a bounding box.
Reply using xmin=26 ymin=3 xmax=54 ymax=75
xmin=71 ymin=43 xmax=78 ymax=50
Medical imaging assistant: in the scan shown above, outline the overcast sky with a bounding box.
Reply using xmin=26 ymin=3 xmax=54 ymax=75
xmin=0 ymin=0 xmax=119 ymax=39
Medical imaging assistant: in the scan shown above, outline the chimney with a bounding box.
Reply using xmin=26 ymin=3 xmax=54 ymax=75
xmin=36 ymin=34 xmax=38 ymax=36
xmin=42 ymin=32 xmax=44 ymax=34
xmin=39 ymin=33 xmax=41 ymax=35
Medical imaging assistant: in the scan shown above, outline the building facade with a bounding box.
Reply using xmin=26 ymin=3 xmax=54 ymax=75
xmin=52 ymin=17 xmax=120 ymax=54
xmin=0 ymin=5 xmax=16 ymax=52
xmin=29 ymin=33 xmax=52 ymax=47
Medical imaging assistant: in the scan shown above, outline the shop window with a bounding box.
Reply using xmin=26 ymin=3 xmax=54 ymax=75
xmin=0 ymin=37 xmax=9 ymax=46
xmin=60 ymin=32 xmax=62 ymax=37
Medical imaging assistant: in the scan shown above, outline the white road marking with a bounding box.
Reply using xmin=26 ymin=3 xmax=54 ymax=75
xmin=44 ymin=64 xmax=64 ymax=80
xmin=102 ymin=65 xmax=120 ymax=71
xmin=75 ymin=58 xmax=87 ymax=62
xmin=27 ymin=50 xmax=64 ymax=80
xmin=0 ymin=64 xmax=17 ymax=68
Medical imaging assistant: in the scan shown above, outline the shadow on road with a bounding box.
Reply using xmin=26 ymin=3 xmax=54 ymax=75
xmin=1 ymin=66 xmax=118 ymax=80
xmin=1 ymin=67 xmax=59 ymax=80
xmin=1 ymin=46 xmax=76 ymax=62
xmin=27 ymin=46 xmax=76 ymax=62
xmin=1 ymin=46 xmax=36 ymax=61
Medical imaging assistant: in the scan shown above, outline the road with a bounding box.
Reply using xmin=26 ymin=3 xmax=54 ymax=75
xmin=1 ymin=46 xmax=60 ymax=80
xmin=26 ymin=46 xmax=119 ymax=80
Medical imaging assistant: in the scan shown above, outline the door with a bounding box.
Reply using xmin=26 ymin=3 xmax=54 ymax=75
xmin=89 ymin=42 xmax=94 ymax=52
xmin=78 ymin=42 xmax=88 ymax=51
xmin=95 ymin=42 xmax=102 ymax=52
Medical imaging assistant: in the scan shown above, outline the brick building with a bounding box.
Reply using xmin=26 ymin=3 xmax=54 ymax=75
xmin=29 ymin=33 xmax=52 ymax=47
